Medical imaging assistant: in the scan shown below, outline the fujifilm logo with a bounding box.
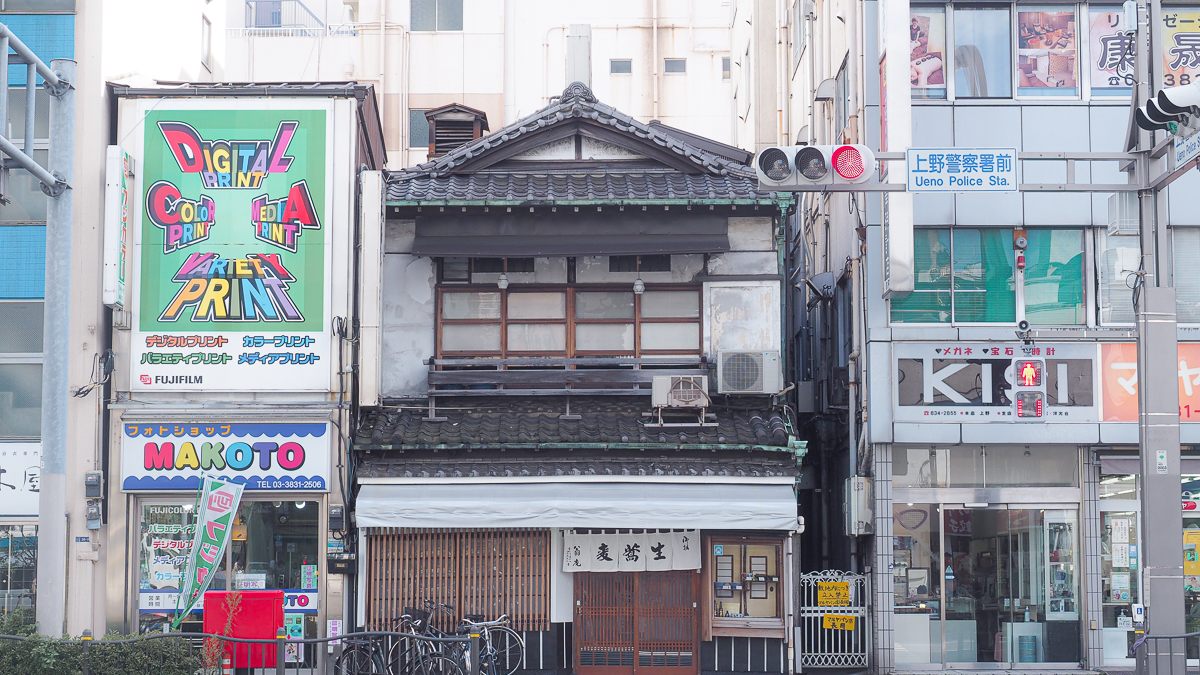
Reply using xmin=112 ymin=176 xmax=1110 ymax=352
xmin=150 ymin=375 xmax=203 ymax=385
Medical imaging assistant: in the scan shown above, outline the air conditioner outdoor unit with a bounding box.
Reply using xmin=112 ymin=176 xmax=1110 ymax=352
xmin=716 ymin=350 xmax=783 ymax=394
xmin=1108 ymin=192 xmax=1138 ymax=236
xmin=652 ymin=375 xmax=710 ymax=408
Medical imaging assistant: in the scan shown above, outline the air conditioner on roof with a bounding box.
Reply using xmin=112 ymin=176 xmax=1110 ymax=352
xmin=716 ymin=350 xmax=783 ymax=394
xmin=652 ymin=375 xmax=710 ymax=408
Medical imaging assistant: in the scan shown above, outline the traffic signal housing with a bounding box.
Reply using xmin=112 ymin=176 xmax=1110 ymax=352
xmin=755 ymin=145 xmax=878 ymax=189
xmin=1011 ymin=358 xmax=1046 ymax=421
xmin=1135 ymin=82 xmax=1200 ymax=136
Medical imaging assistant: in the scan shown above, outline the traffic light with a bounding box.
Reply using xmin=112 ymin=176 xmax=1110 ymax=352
xmin=1011 ymin=358 xmax=1046 ymax=421
xmin=1135 ymin=82 xmax=1200 ymax=136
xmin=756 ymin=145 xmax=877 ymax=189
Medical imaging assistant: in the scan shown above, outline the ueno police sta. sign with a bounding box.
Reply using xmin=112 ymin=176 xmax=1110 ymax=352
xmin=906 ymin=148 xmax=1017 ymax=192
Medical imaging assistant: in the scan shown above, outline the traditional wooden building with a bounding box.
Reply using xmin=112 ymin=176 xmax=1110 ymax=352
xmin=352 ymin=83 xmax=806 ymax=675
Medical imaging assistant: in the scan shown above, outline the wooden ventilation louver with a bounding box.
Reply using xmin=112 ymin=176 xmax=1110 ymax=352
xmin=425 ymin=103 xmax=490 ymax=160
xmin=364 ymin=528 xmax=551 ymax=632
xmin=433 ymin=120 xmax=477 ymax=155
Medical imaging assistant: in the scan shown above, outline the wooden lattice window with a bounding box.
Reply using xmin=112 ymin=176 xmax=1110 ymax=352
xmin=364 ymin=528 xmax=551 ymax=632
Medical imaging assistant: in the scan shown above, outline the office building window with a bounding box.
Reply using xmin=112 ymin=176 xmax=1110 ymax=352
xmin=891 ymin=228 xmax=1015 ymax=324
xmin=409 ymin=109 xmax=430 ymax=149
xmin=1176 ymin=228 xmax=1200 ymax=323
xmin=1089 ymin=8 xmax=1134 ymax=94
xmin=1099 ymin=231 xmax=1137 ymax=324
xmin=1017 ymin=8 xmax=1078 ymax=96
xmin=0 ymin=225 xmax=44 ymax=438
xmin=611 ymin=59 xmax=632 ymax=74
xmin=793 ymin=0 xmax=806 ymax=70
xmin=201 ymin=17 xmax=212 ymax=69
xmin=953 ymin=6 xmax=1012 ymax=98
xmin=910 ymin=7 xmax=947 ymax=99
xmin=412 ymin=0 xmax=462 ymax=31
xmin=1024 ymin=229 xmax=1084 ymax=325
xmin=664 ymin=58 xmax=687 ymax=74
xmin=721 ymin=56 xmax=731 ymax=80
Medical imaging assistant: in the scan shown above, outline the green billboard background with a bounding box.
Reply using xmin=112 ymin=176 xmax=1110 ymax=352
xmin=138 ymin=108 xmax=327 ymax=333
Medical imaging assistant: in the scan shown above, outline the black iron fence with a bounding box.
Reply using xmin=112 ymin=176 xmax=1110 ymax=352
xmin=0 ymin=628 xmax=480 ymax=675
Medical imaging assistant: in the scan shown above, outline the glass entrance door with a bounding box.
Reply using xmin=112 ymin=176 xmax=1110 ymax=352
xmin=892 ymin=505 xmax=1082 ymax=667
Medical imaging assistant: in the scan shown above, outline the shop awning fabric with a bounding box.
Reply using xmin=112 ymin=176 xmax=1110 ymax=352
xmin=355 ymin=482 xmax=799 ymax=531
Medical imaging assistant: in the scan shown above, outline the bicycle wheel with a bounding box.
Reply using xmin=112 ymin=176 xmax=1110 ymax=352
xmin=387 ymin=635 xmax=414 ymax=675
xmin=487 ymin=626 xmax=525 ymax=675
xmin=336 ymin=643 xmax=385 ymax=675
xmin=418 ymin=654 xmax=466 ymax=675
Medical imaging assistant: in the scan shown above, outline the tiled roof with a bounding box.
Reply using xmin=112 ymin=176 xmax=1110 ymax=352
xmin=386 ymin=170 xmax=766 ymax=202
xmin=386 ymin=82 xmax=774 ymax=204
xmin=354 ymin=400 xmax=799 ymax=450
xmin=357 ymin=453 xmax=801 ymax=480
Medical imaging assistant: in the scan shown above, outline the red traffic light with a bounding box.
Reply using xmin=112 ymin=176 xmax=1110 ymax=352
xmin=1013 ymin=359 xmax=1043 ymax=387
xmin=832 ymin=146 xmax=866 ymax=180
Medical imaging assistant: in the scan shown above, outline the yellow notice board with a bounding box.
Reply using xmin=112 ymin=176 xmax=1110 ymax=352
xmin=1185 ymin=530 xmax=1200 ymax=576
xmin=817 ymin=581 xmax=850 ymax=606
xmin=822 ymin=614 xmax=856 ymax=631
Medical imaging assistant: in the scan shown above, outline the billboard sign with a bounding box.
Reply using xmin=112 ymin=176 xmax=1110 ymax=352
xmin=121 ymin=422 xmax=330 ymax=491
xmin=893 ymin=342 xmax=1097 ymax=422
xmin=130 ymin=103 xmax=333 ymax=391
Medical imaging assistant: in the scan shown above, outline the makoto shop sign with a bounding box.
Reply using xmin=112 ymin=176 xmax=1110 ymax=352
xmin=131 ymin=103 xmax=333 ymax=391
xmin=121 ymin=422 xmax=330 ymax=491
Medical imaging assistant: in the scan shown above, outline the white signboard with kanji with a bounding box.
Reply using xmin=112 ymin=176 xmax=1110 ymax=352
xmin=906 ymin=148 xmax=1018 ymax=192
xmin=562 ymin=530 xmax=700 ymax=572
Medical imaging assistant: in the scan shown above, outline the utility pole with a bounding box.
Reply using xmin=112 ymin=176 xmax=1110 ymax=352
xmin=1133 ymin=0 xmax=1186 ymax=670
xmin=35 ymin=56 xmax=74 ymax=638
xmin=0 ymin=23 xmax=75 ymax=637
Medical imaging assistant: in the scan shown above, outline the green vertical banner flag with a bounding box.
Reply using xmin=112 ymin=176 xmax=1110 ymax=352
xmin=173 ymin=475 xmax=245 ymax=627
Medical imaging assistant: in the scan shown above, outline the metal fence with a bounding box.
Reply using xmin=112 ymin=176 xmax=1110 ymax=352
xmin=1130 ymin=631 xmax=1197 ymax=675
xmin=796 ymin=570 xmax=869 ymax=668
xmin=0 ymin=628 xmax=479 ymax=675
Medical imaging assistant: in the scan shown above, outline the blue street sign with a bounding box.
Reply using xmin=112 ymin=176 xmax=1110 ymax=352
xmin=907 ymin=147 xmax=1018 ymax=192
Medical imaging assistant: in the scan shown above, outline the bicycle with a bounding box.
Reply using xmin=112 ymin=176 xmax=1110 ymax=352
xmin=418 ymin=599 xmax=525 ymax=675
xmin=459 ymin=613 xmax=524 ymax=675
xmin=334 ymin=616 xmax=466 ymax=675
xmin=385 ymin=608 xmax=466 ymax=675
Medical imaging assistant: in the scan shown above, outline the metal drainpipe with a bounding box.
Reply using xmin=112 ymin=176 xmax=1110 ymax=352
xmin=652 ymin=0 xmax=659 ymax=119
xmin=379 ymin=0 xmax=386 ymax=146
xmin=504 ymin=0 xmax=516 ymax=123
xmin=846 ymin=0 xmax=860 ymax=141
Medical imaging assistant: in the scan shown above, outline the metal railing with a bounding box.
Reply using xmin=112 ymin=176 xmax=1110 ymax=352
xmin=1130 ymin=630 xmax=1196 ymax=675
xmin=0 ymin=628 xmax=480 ymax=675
xmin=243 ymin=0 xmax=331 ymax=37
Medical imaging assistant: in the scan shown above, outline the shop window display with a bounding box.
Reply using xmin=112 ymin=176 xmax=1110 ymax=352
xmin=892 ymin=505 xmax=1080 ymax=665
xmin=138 ymin=500 xmax=320 ymax=661
xmin=706 ymin=539 xmax=784 ymax=636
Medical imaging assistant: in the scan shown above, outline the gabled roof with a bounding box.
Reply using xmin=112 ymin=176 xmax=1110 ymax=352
xmin=425 ymin=102 xmax=490 ymax=132
xmin=387 ymin=82 xmax=776 ymax=204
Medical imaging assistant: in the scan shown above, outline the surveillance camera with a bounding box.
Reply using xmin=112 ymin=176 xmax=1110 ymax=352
xmin=1018 ymin=320 xmax=1030 ymax=331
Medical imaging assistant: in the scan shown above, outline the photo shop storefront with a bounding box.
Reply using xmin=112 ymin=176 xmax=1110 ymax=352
xmin=120 ymin=420 xmax=332 ymax=663
xmin=354 ymin=479 xmax=802 ymax=675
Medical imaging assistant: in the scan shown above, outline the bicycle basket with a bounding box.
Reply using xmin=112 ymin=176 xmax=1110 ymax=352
xmin=404 ymin=607 xmax=431 ymax=631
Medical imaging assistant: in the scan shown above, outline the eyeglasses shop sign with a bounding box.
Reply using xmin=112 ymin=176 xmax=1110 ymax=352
xmin=893 ymin=342 xmax=1097 ymax=422
xmin=121 ymin=422 xmax=330 ymax=491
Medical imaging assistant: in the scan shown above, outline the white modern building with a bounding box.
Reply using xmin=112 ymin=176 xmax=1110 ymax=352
xmin=223 ymin=0 xmax=737 ymax=167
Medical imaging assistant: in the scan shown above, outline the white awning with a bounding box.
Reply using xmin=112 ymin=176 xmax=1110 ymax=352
xmin=355 ymin=482 xmax=799 ymax=531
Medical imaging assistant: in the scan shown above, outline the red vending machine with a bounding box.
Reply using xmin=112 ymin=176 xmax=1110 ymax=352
xmin=202 ymin=590 xmax=285 ymax=668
